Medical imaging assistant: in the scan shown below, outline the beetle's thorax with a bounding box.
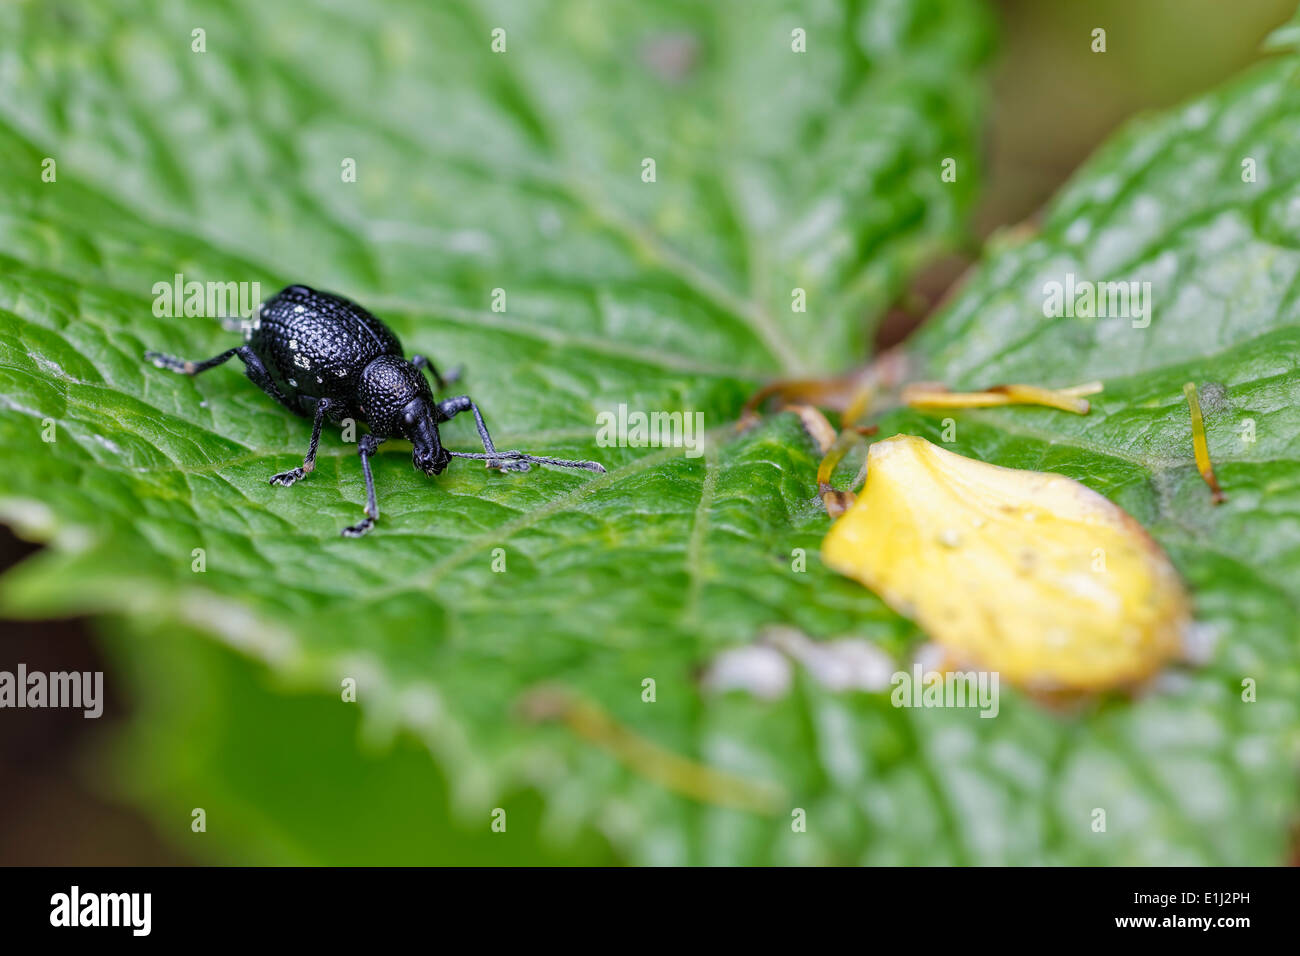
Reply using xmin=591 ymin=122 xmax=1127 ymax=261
xmin=356 ymin=355 xmax=431 ymax=436
xmin=356 ymin=355 xmax=449 ymax=475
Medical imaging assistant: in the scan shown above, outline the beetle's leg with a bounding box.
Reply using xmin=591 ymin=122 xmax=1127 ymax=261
xmin=269 ymin=397 xmax=332 ymax=487
xmin=447 ymin=450 xmax=605 ymax=472
xmin=145 ymin=344 xmax=298 ymax=414
xmin=144 ymin=346 xmax=242 ymax=375
xmin=237 ymin=347 xmax=297 ymax=413
xmin=437 ymin=395 xmax=531 ymax=472
xmin=342 ymin=434 xmax=382 ymax=537
xmin=436 ymin=399 xmax=604 ymax=473
xmin=411 ymin=354 xmax=462 ymax=391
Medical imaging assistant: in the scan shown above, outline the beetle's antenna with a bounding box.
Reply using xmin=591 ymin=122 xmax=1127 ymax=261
xmin=448 ymin=450 xmax=606 ymax=473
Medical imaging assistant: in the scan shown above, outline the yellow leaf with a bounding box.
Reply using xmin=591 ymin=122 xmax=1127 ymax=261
xmin=821 ymin=435 xmax=1191 ymax=692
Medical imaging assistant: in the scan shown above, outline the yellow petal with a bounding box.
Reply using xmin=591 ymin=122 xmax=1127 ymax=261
xmin=821 ymin=435 xmax=1190 ymax=691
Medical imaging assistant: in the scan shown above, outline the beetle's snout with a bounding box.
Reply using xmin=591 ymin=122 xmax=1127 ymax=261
xmin=414 ymin=443 xmax=451 ymax=476
xmin=403 ymin=399 xmax=449 ymax=475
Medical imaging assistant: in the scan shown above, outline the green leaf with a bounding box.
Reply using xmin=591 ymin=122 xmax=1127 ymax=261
xmin=0 ymin=0 xmax=990 ymax=865
xmin=1 ymin=0 xmax=1295 ymax=866
xmin=892 ymin=59 xmax=1300 ymax=862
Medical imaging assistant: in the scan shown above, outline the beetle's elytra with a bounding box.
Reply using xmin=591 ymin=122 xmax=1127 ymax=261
xmin=145 ymin=284 xmax=604 ymax=537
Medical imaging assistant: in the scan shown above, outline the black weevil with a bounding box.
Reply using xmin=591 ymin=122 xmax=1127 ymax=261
xmin=145 ymin=284 xmax=605 ymax=537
